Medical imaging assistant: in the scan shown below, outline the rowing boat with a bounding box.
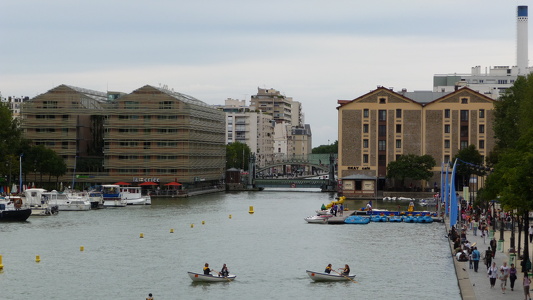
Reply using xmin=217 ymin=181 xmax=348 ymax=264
xmin=306 ymin=270 xmax=356 ymax=281
xmin=188 ymin=271 xmax=236 ymax=282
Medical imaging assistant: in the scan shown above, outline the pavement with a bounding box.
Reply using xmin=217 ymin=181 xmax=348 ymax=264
xmin=447 ymin=220 xmax=530 ymax=300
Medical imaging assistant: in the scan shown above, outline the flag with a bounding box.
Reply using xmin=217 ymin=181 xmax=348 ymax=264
xmin=449 ymin=159 xmax=458 ymax=227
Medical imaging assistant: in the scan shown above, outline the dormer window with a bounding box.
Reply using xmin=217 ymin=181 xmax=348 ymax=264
xmin=461 ymin=98 xmax=468 ymax=104
xmin=379 ymin=98 xmax=386 ymax=104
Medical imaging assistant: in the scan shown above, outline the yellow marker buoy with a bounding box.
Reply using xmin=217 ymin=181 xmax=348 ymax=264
xmin=170 ymin=228 xmax=174 ymax=233
xmin=229 ymin=214 xmax=232 ymax=219
xmin=249 ymin=206 xmax=254 ymax=214
xmin=36 ymin=255 xmax=41 ymax=263
xmin=140 ymin=233 xmax=144 ymax=238
xmin=80 ymin=246 xmax=84 ymax=251
xmin=190 ymin=223 xmax=194 ymax=228
xmin=0 ymin=255 xmax=4 ymax=270
xmin=202 ymin=220 xmax=205 ymax=225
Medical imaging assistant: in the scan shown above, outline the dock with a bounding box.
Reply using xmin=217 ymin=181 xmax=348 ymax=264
xmin=327 ymin=210 xmax=357 ymax=224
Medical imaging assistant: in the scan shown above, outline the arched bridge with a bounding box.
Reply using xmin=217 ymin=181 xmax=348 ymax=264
xmin=254 ymin=178 xmax=330 ymax=188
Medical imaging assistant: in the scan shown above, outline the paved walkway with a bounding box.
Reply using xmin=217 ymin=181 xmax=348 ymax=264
xmin=447 ymin=220 xmax=529 ymax=300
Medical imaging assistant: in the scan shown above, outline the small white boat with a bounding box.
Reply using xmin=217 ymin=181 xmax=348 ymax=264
xmin=43 ymin=190 xmax=91 ymax=211
xmin=316 ymin=210 xmax=332 ymax=215
xmin=101 ymin=185 xmax=150 ymax=206
xmin=187 ymin=272 xmax=236 ymax=282
xmin=306 ymin=270 xmax=356 ymax=282
xmin=22 ymin=188 xmax=59 ymax=216
xmin=304 ymin=215 xmax=329 ymax=224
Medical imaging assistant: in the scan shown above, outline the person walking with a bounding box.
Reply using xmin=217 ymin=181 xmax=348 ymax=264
xmin=472 ymin=219 xmax=478 ymax=236
xmin=488 ymin=262 xmax=498 ymax=288
xmin=509 ymin=263 xmax=517 ymax=291
xmin=523 ymin=274 xmax=531 ymax=300
xmin=483 ymin=247 xmax=492 ymax=269
xmin=498 ymin=268 xmax=507 ymax=294
xmin=490 ymin=238 xmax=497 ymax=257
xmin=500 ymin=261 xmax=510 ymax=290
xmin=471 ymin=247 xmax=481 ymax=272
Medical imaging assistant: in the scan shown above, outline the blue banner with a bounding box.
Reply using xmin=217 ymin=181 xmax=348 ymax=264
xmin=449 ymin=159 xmax=458 ymax=227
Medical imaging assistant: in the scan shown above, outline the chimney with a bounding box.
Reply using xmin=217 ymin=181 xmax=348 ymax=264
xmin=517 ymin=6 xmax=528 ymax=75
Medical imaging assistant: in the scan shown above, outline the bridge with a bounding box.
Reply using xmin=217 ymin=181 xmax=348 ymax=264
xmin=248 ymin=153 xmax=338 ymax=191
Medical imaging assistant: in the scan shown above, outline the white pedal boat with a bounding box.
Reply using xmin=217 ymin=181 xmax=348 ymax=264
xmin=306 ymin=270 xmax=356 ymax=281
xmin=188 ymin=272 xmax=236 ymax=282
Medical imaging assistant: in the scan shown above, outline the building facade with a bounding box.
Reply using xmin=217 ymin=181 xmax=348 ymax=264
xmin=337 ymin=86 xmax=495 ymax=194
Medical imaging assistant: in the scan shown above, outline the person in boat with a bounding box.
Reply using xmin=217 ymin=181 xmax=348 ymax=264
xmin=203 ymin=263 xmax=212 ymax=275
xmin=324 ymin=264 xmax=332 ymax=274
xmin=339 ymin=264 xmax=350 ymax=276
xmin=146 ymin=293 xmax=154 ymax=300
xmin=220 ymin=263 xmax=229 ymax=277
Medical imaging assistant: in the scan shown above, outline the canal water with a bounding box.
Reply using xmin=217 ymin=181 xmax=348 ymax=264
xmin=0 ymin=191 xmax=460 ymax=299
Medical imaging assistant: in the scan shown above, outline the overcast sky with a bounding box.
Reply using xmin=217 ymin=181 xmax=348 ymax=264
xmin=0 ymin=0 xmax=526 ymax=147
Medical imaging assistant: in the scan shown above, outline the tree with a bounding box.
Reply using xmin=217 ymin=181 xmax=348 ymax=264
xmin=452 ymin=145 xmax=485 ymax=187
xmin=312 ymin=140 xmax=338 ymax=154
xmin=226 ymin=142 xmax=251 ymax=170
xmin=386 ymin=154 xmax=436 ymax=188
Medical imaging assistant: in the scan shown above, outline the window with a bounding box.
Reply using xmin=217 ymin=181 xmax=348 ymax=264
xmin=444 ymin=140 xmax=450 ymax=148
xmin=396 ymin=109 xmax=402 ymax=118
xmin=479 ymin=124 xmax=485 ymax=134
xmin=461 ymin=98 xmax=468 ymax=104
xmin=159 ymin=101 xmax=173 ymax=109
xmin=363 ymin=124 xmax=369 ymax=133
xmin=460 ymin=126 xmax=468 ymax=137
xmin=378 ymin=155 xmax=386 ymax=166
xmin=460 ymin=110 xmax=469 ymax=121
xmin=479 ymin=140 xmax=485 ymax=149
xmin=363 ymin=154 xmax=369 ymax=163
xmin=479 ymin=109 xmax=485 ymax=118
xmin=460 ymin=141 xmax=468 ymax=149
xmin=444 ymin=109 xmax=450 ymax=118
xmin=396 ymin=139 xmax=401 ymax=148
xmin=444 ymin=125 xmax=450 ymax=133
xmin=363 ymin=109 xmax=369 ymax=118
xmin=363 ymin=139 xmax=369 ymax=148
xmin=444 ymin=155 xmax=450 ymax=163
xmin=378 ymin=140 xmax=386 ymax=151
xmin=379 ymin=98 xmax=386 ymax=104
xmin=379 ymin=125 xmax=386 ymax=136
xmin=396 ymin=124 xmax=401 ymax=133
xmin=378 ymin=110 xmax=386 ymax=121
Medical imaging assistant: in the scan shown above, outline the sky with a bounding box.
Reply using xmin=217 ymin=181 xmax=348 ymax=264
xmin=0 ymin=0 xmax=527 ymax=147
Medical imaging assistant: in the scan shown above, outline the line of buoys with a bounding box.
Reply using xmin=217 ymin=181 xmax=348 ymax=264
xmin=35 ymin=255 xmax=41 ymax=263
xmin=249 ymin=206 xmax=254 ymax=214
xmin=170 ymin=228 xmax=174 ymax=233
xmin=80 ymin=246 xmax=84 ymax=251
xmin=140 ymin=233 xmax=144 ymax=238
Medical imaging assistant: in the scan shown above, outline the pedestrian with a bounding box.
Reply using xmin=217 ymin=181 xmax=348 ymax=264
xmin=472 ymin=247 xmax=481 ymax=272
xmin=509 ymin=263 xmax=517 ymax=291
xmin=500 ymin=261 xmax=510 ymax=289
xmin=498 ymin=268 xmax=507 ymax=294
xmin=490 ymin=238 xmax=497 ymax=257
xmin=483 ymin=247 xmax=492 ymax=269
xmin=339 ymin=203 xmax=344 ymax=216
xmin=146 ymin=293 xmax=154 ymax=300
xmin=472 ymin=219 xmax=478 ymax=236
xmin=524 ymin=274 xmax=531 ymax=300
xmin=488 ymin=262 xmax=498 ymax=288
xmin=529 ymin=225 xmax=533 ymax=243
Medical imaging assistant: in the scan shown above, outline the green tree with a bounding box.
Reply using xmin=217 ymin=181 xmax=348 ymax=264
xmin=386 ymin=154 xmax=436 ymax=188
xmin=452 ymin=144 xmax=485 ymax=187
xmin=226 ymin=142 xmax=251 ymax=170
xmin=312 ymin=140 xmax=338 ymax=154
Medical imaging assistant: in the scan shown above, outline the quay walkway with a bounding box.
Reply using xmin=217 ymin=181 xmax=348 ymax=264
xmin=446 ymin=219 xmax=528 ymax=300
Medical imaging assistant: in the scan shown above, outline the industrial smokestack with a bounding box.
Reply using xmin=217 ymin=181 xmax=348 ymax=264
xmin=517 ymin=5 xmax=528 ymax=75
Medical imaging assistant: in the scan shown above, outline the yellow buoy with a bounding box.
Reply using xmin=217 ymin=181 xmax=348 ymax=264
xmin=170 ymin=228 xmax=174 ymax=233
xmin=202 ymin=221 xmax=205 ymax=225
xmin=0 ymin=255 xmax=4 ymax=270
xmin=80 ymin=246 xmax=84 ymax=251
xmin=140 ymin=233 xmax=144 ymax=238
xmin=249 ymin=206 xmax=254 ymax=214
xmin=229 ymin=214 xmax=232 ymax=219
xmin=35 ymin=255 xmax=41 ymax=263
xmin=190 ymin=223 xmax=194 ymax=228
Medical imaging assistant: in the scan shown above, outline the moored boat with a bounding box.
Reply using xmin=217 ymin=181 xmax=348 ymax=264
xmin=0 ymin=197 xmax=31 ymax=221
xmin=415 ymin=215 xmax=434 ymax=223
xmin=187 ymin=272 xmax=236 ymax=282
xmin=22 ymin=188 xmax=59 ymax=216
xmin=304 ymin=215 xmax=329 ymax=224
xmin=388 ymin=216 xmax=403 ymax=222
xmin=101 ymin=185 xmax=150 ymax=206
xmin=43 ymin=190 xmax=91 ymax=211
xmin=370 ymin=215 xmax=388 ymax=222
xmin=306 ymin=270 xmax=356 ymax=282
xmin=344 ymin=216 xmax=370 ymax=224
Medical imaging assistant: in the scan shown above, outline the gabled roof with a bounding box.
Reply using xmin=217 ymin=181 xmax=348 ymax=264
xmin=336 ymin=86 xmax=422 ymax=109
xmin=132 ymin=85 xmax=211 ymax=107
xmin=424 ymin=86 xmax=496 ymax=106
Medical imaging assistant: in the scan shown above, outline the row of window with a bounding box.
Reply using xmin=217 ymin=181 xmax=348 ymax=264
xmin=115 ymin=169 xmax=179 ymax=174
xmin=123 ymin=101 xmax=178 ymax=109
xmin=363 ymin=138 xmax=485 ymax=151
xmin=117 ymin=115 xmax=181 ymax=120
xmin=362 ymin=109 xmax=485 ymax=120
xmin=117 ymin=155 xmax=181 ymax=160
xmin=362 ymin=122 xmax=485 ymax=135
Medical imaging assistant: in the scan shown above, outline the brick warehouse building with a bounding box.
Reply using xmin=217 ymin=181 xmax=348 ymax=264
xmin=337 ymin=86 xmax=495 ymax=197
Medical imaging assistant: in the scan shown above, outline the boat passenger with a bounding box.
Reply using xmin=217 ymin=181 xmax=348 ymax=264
xmin=340 ymin=264 xmax=350 ymax=276
xmin=203 ymin=263 xmax=212 ymax=275
xmin=146 ymin=293 xmax=154 ymax=300
xmin=220 ymin=263 xmax=229 ymax=277
xmin=324 ymin=264 xmax=332 ymax=274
